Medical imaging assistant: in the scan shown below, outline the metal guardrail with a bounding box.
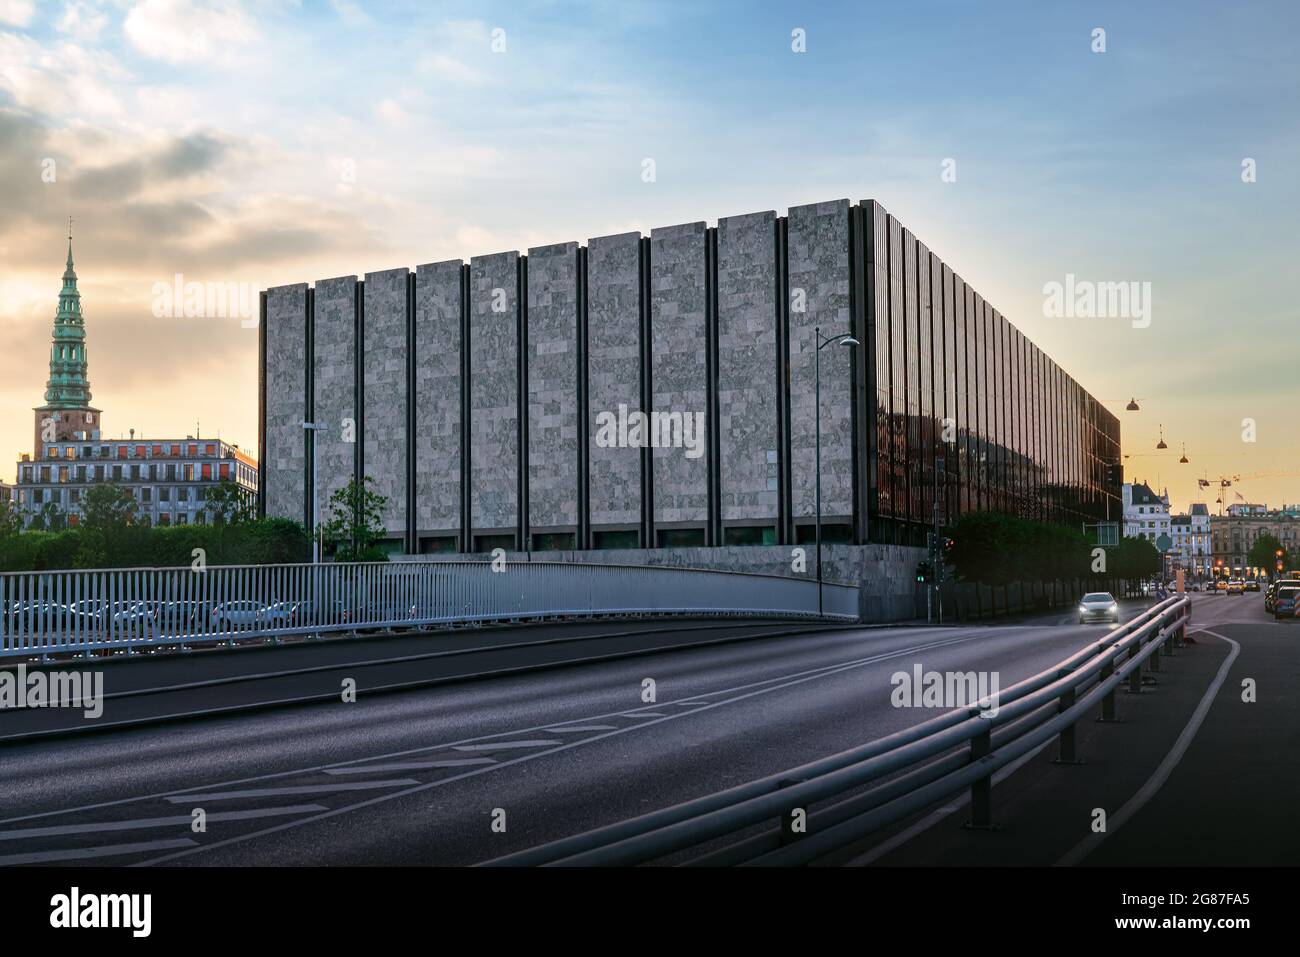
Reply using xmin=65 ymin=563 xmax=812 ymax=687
xmin=486 ymin=595 xmax=1192 ymax=867
xmin=0 ymin=560 xmax=859 ymax=660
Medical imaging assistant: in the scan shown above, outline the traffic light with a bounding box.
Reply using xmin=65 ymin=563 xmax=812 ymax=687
xmin=916 ymin=560 xmax=934 ymax=584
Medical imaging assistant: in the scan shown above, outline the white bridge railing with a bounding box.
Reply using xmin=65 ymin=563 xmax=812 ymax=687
xmin=0 ymin=560 xmax=859 ymax=660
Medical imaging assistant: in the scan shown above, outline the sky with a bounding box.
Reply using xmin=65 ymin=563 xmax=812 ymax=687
xmin=1 ymin=0 xmax=1297 ymax=514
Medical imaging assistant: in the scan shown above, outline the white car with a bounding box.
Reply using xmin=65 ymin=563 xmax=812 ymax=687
xmin=1078 ymin=592 xmax=1120 ymax=624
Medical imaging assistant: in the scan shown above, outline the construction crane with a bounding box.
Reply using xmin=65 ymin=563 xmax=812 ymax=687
xmin=1198 ymin=471 xmax=1300 ymax=515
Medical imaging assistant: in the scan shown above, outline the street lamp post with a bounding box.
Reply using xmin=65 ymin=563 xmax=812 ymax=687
xmin=813 ymin=326 xmax=860 ymax=616
xmin=932 ymin=455 xmax=945 ymax=625
xmin=302 ymin=421 xmax=327 ymax=636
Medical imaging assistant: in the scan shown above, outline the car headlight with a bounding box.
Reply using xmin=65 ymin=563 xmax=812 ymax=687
xmin=1079 ymin=605 xmax=1089 ymax=613
xmin=1109 ymin=602 xmax=1118 ymax=609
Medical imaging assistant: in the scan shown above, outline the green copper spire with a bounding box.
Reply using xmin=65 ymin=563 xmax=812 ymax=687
xmin=44 ymin=219 xmax=92 ymax=409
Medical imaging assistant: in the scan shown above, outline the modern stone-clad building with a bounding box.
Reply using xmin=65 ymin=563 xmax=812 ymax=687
xmin=259 ymin=198 xmax=1122 ymax=555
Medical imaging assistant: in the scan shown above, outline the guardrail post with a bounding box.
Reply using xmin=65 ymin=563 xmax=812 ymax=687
xmin=1098 ymin=657 xmax=1121 ymax=722
xmin=1126 ymin=640 xmax=1143 ymax=694
xmin=1149 ymin=630 xmax=1162 ymax=672
xmin=1054 ymin=686 xmax=1083 ymax=764
xmin=964 ymin=726 xmax=997 ymax=830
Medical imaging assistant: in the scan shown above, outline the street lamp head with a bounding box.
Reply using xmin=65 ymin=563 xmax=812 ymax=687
xmin=838 ymin=335 xmax=860 ymax=348
xmin=1126 ymin=398 xmax=1140 ymax=411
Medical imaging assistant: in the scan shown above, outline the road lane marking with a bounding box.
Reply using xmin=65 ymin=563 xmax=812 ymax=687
xmin=543 ymin=725 xmax=618 ymax=733
xmin=0 ymin=805 xmax=327 ymax=842
xmin=325 ymin=760 xmax=495 ymax=774
xmin=135 ymin=630 xmax=1025 ymax=865
xmin=620 ymin=712 xmax=665 ymax=718
xmin=0 ymin=838 xmax=197 ymax=866
xmin=0 ymin=628 xmax=985 ymax=832
xmin=163 ymin=780 xmax=419 ymax=803
xmin=1055 ymin=626 xmax=1240 ymax=867
xmin=452 ymin=740 xmax=562 ymax=751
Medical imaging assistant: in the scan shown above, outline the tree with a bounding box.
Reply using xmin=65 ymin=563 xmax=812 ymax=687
xmin=0 ymin=499 xmax=22 ymax=538
xmin=320 ymin=476 xmax=390 ymax=562
xmin=205 ymin=479 xmax=253 ymax=526
xmin=944 ymin=512 xmax=1090 ymax=587
xmin=80 ymin=483 xmax=138 ymax=531
xmin=30 ymin=501 xmax=67 ymax=532
xmin=1247 ymin=533 xmax=1289 ymax=577
xmin=1111 ymin=536 xmax=1161 ymax=586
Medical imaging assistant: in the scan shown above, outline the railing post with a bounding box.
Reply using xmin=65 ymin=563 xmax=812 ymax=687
xmin=1149 ymin=629 xmax=1162 ymax=672
xmin=964 ymin=725 xmax=996 ymax=830
xmin=1054 ymin=686 xmax=1083 ymax=764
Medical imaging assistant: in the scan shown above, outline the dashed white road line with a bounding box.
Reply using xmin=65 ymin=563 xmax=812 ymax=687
xmin=0 ymin=805 xmax=326 ymax=842
xmin=544 ymin=725 xmax=618 ymax=734
xmin=452 ymin=740 xmax=562 ymax=751
xmin=0 ymin=838 xmax=197 ymax=867
xmin=325 ymin=759 xmax=494 ymax=775
xmin=163 ymin=780 xmax=419 ymax=804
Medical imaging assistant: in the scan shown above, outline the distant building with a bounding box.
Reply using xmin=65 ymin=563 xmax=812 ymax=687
xmin=16 ymin=438 xmax=258 ymax=527
xmin=1211 ymin=506 xmax=1300 ymax=578
xmin=1169 ymin=503 xmax=1212 ymax=579
xmin=11 ymin=233 xmax=258 ymax=528
xmin=1122 ymin=481 xmax=1170 ymax=545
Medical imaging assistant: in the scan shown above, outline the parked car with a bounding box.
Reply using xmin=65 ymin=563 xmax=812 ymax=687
xmin=1078 ymin=592 xmax=1120 ymax=624
xmin=1274 ymin=586 xmax=1300 ymax=620
xmin=4 ymin=601 xmax=101 ymax=636
xmin=263 ymin=601 xmax=304 ymax=626
xmin=108 ymin=600 xmax=158 ymax=629
xmin=1266 ymin=580 xmax=1300 ymax=614
xmin=153 ymin=600 xmax=210 ymax=632
xmin=209 ymin=601 xmax=271 ymax=629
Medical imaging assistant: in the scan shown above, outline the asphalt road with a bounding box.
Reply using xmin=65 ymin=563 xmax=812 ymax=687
xmin=852 ymin=589 xmax=1297 ymax=866
xmin=0 ymin=594 xmax=1239 ymax=867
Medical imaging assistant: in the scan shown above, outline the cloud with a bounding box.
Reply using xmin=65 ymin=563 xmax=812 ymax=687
xmin=419 ymin=54 xmax=485 ymax=86
xmin=329 ymin=0 xmax=369 ymax=28
xmin=0 ymin=1 xmax=33 ymax=28
xmin=123 ymin=0 xmax=257 ymax=65
xmin=57 ymin=1 xmax=110 ymax=39
xmin=376 ymin=97 xmax=408 ymax=126
xmin=0 ymin=32 xmax=130 ymax=119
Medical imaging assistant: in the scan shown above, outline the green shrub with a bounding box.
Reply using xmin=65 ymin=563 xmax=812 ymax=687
xmin=0 ymin=518 xmax=310 ymax=572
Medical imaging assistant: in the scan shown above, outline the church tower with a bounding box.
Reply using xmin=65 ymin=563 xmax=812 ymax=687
xmin=33 ymin=222 xmax=102 ymax=453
